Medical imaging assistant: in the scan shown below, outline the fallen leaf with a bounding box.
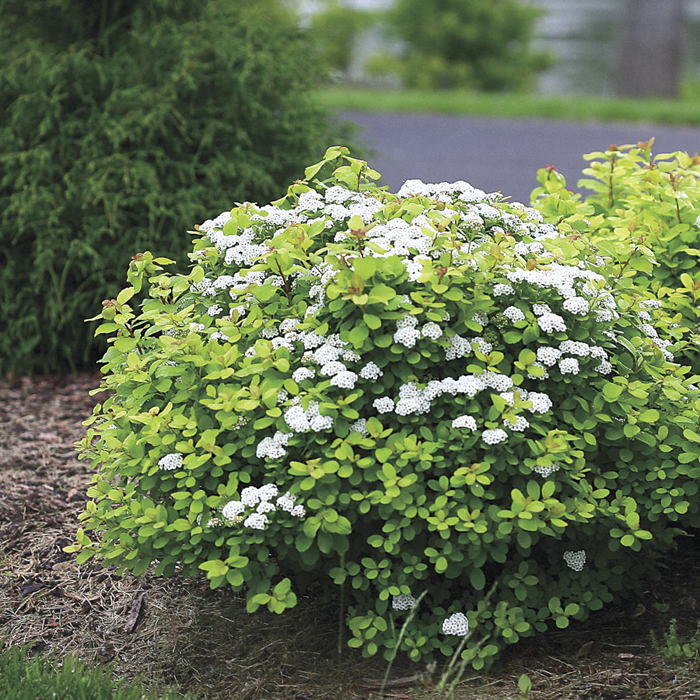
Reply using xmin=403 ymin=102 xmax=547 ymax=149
xmin=123 ymin=594 xmax=146 ymax=634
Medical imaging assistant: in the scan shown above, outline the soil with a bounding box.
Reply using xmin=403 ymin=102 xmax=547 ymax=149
xmin=1 ymin=374 xmax=699 ymax=700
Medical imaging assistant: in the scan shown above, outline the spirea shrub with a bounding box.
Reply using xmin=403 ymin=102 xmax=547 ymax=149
xmin=72 ymin=147 xmax=700 ymax=669
xmin=532 ymin=139 xmax=700 ymax=371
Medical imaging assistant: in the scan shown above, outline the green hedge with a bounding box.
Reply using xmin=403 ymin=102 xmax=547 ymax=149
xmin=0 ymin=0 xmax=336 ymax=375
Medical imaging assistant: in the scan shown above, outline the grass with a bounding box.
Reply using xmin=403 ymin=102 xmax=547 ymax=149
xmin=314 ymin=85 xmax=700 ymax=126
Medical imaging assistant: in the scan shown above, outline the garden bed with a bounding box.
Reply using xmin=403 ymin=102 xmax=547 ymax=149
xmin=0 ymin=374 xmax=698 ymax=699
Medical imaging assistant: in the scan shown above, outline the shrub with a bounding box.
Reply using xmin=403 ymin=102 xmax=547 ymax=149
xmin=309 ymin=0 xmax=374 ymax=78
xmin=374 ymin=0 xmax=550 ymax=91
xmin=531 ymin=140 xmax=700 ymax=371
xmin=0 ymin=641 xmax=190 ymax=700
xmin=0 ymin=0 xmax=335 ymax=375
xmin=71 ymin=147 xmax=700 ymax=669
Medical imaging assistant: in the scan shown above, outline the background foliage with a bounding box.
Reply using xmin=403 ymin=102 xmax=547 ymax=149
xmin=0 ymin=0 xmax=338 ymax=375
xmin=372 ymin=0 xmax=550 ymax=91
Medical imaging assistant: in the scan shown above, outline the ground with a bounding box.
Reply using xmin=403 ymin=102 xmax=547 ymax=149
xmin=0 ymin=374 xmax=699 ymax=700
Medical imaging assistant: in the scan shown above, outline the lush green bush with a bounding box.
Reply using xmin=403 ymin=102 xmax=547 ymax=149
xmin=372 ymin=0 xmax=550 ymax=91
xmin=531 ymin=140 xmax=700 ymax=371
xmin=71 ymin=147 xmax=700 ymax=669
xmin=0 ymin=0 xmax=335 ymax=375
xmin=0 ymin=642 xmax=190 ymax=700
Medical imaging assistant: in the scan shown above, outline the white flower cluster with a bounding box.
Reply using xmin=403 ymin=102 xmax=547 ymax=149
xmin=442 ymin=612 xmax=470 ymax=636
xmin=558 ymin=357 xmax=580 ymax=375
xmin=493 ymin=283 xmax=514 ymax=296
xmin=374 ymin=370 xmax=519 ymax=420
xmin=452 ymin=415 xmax=477 ymax=430
xmin=284 ymin=400 xmax=332 ymax=434
xmin=158 ymin=453 xmax=184 ymax=471
xmin=394 ymin=314 xmax=421 ymax=348
xmin=531 ymin=462 xmax=559 ymax=477
xmin=563 ymin=550 xmax=586 ymax=572
xmin=481 ymin=428 xmax=508 ymax=445
xmin=256 ymin=430 xmax=293 ymax=460
xmin=392 ymin=594 xmax=417 ymax=611
xmin=421 ymin=322 xmax=443 ymax=340
xmin=562 ymin=296 xmax=590 ymax=315
xmin=503 ymin=305 xmax=526 ymax=323
xmin=360 ymin=361 xmax=383 ymax=380
xmin=221 ymin=485 xmax=304 ymax=531
xmin=350 ymin=418 xmax=369 ymax=436
xmin=537 ymin=312 xmax=567 ymax=334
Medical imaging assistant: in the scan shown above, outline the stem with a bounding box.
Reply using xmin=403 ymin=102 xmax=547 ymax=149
xmin=337 ymin=552 xmax=345 ymax=667
xmin=274 ymin=260 xmax=292 ymax=302
xmin=608 ymin=154 xmax=617 ymax=208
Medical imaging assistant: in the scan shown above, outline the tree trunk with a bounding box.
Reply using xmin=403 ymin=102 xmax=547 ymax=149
xmin=614 ymin=0 xmax=686 ymax=98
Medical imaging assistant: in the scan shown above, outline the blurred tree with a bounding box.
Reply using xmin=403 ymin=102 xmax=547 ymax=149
xmin=310 ymin=0 xmax=374 ymax=78
xmin=378 ymin=0 xmax=550 ymax=91
xmin=0 ymin=0 xmax=338 ymax=374
xmin=614 ymin=0 xmax=686 ymax=98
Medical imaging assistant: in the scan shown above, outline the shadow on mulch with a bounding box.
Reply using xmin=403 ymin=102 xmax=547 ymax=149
xmin=0 ymin=374 xmax=699 ymax=700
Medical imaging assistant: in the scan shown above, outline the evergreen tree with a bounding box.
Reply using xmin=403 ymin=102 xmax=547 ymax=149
xmin=0 ymin=0 xmax=335 ymax=374
xmin=385 ymin=0 xmax=549 ymax=91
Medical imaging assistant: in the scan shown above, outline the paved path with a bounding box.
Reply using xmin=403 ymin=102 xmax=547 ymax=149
xmin=340 ymin=111 xmax=700 ymax=204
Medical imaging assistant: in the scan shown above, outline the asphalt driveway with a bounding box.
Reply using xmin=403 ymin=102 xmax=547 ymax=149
xmin=340 ymin=111 xmax=700 ymax=204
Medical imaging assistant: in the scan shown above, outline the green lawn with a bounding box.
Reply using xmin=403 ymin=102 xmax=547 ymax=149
xmin=314 ymin=86 xmax=700 ymax=127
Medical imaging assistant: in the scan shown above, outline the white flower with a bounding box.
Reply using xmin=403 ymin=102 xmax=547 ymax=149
xmin=158 ymin=453 xmax=183 ymax=471
xmin=240 ymin=486 xmax=261 ymax=507
xmin=349 ymin=418 xmax=369 ymax=436
xmin=532 ymin=303 xmax=551 ymax=316
xmin=373 ymin=397 xmax=395 ymax=414
xmin=291 ymin=504 xmax=305 ymax=517
xmin=222 ymin=500 xmax=246 ymax=519
xmin=558 ymin=357 xmax=580 ymax=375
xmin=276 ymin=492 xmax=297 ymax=512
xmin=504 ymin=415 xmax=529 ymax=432
xmin=292 ymin=367 xmax=315 ymax=383
xmin=563 ymin=296 xmax=590 ymax=315
xmin=257 ymin=500 xmax=276 ymax=514
xmin=360 ymin=362 xmax=383 ymax=380
xmin=559 ymin=340 xmax=590 ymax=357
xmin=595 ymin=360 xmax=613 ymax=374
xmin=331 ymin=370 xmax=358 ymax=390
xmin=394 ymin=327 xmax=421 ymax=348
xmin=493 ymin=283 xmax=514 ymax=296
xmin=537 ymin=312 xmax=567 ymax=334
xmin=421 ymin=322 xmax=443 ymax=340
xmin=258 ymin=483 xmax=279 ymax=501
xmin=452 ymin=415 xmax=477 ymax=430
xmin=207 ymin=304 xmax=223 ymax=317
xmin=503 ymin=305 xmax=526 ymax=323
xmin=531 ymin=463 xmax=559 ymax=477
xmin=481 ymin=428 xmax=508 ymax=445
xmin=527 ymin=392 xmax=553 ymax=414
xmin=536 ymin=346 xmax=561 ymax=366
xmin=392 ymin=594 xmax=417 ymax=611
xmin=442 ymin=612 xmax=470 ymax=636
xmin=320 ymin=360 xmax=346 ymax=376
xmin=243 ymin=513 xmax=269 ymax=530
xmin=563 ymin=550 xmax=586 ymax=571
